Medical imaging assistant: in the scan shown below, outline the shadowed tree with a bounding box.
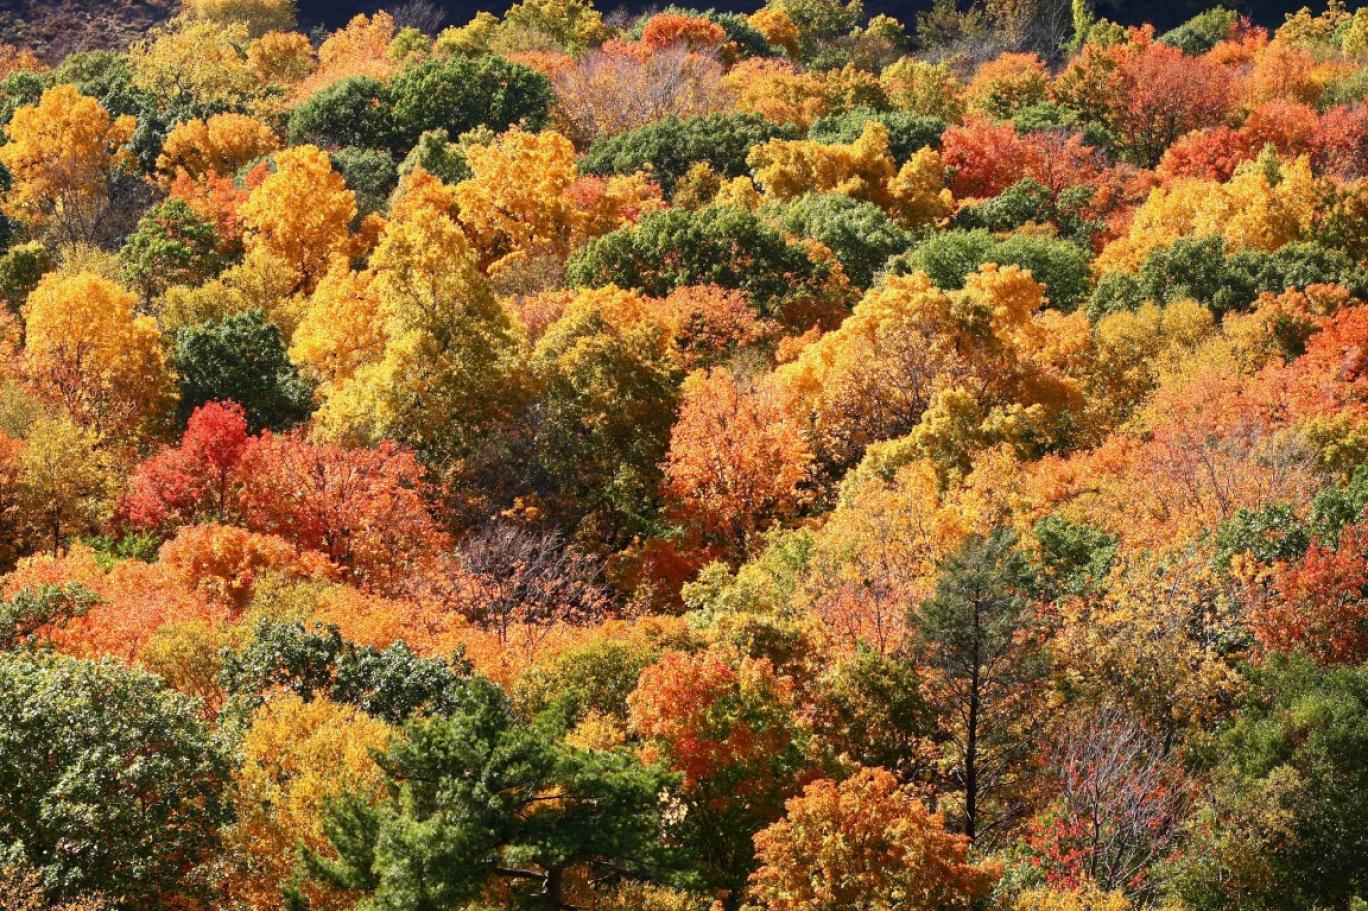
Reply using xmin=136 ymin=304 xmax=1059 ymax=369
xmin=912 ymin=528 xmax=1052 ymax=843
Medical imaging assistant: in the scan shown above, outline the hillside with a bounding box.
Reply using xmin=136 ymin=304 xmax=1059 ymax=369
xmin=0 ymin=0 xmax=1321 ymax=60
xmin=0 ymin=0 xmax=177 ymax=59
xmin=5 ymin=1 xmax=1368 ymax=911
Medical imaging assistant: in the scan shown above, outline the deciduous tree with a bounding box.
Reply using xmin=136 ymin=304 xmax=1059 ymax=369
xmin=13 ymin=415 xmax=115 ymax=554
xmin=747 ymin=767 xmax=999 ymax=911
xmin=1250 ymin=519 xmax=1368 ymax=665
xmin=120 ymin=199 xmax=224 ymax=300
xmin=23 ymin=271 xmax=175 ymax=440
xmin=156 ymin=112 xmax=280 ymax=183
xmin=239 ymin=144 xmax=356 ymax=293
xmin=1027 ymin=707 xmax=1187 ymax=896
xmin=232 ymin=432 xmax=450 ymax=593
xmin=0 ymin=651 xmax=229 ymax=909
xmin=663 ymin=368 xmax=813 ymax=560
xmin=0 ymin=84 xmax=135 ymax=243
xmin=529 ymin=285 xmax=680 ymax=537
xmin=184 ymin=0 xmax=297 ymax=36
xmin=629 ymin=649 xmax=812 ymax=902
xmin=297 ymin=176 xmax=525 ymax=466
xmin=552 ymin=42 xmax=730 ymax=147
xmin=221 ymin=693 xmax=390 ymax=911
xmin=118 ymin=400 xmax=250 ymax=532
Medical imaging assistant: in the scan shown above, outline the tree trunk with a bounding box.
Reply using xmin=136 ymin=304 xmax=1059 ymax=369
xmin=545 ymin=868 xmax=564 ymax=911
xmin=965 ymin=593 xmax=982 ymax=841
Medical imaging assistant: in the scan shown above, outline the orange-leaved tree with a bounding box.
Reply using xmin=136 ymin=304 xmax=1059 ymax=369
xmin=629 ymin=648 xmax=814 ymax=902
xmin=239 ymin=144 xmax=355 ymax=293
xmin=663 ymin=368 xmax=813 ymax=562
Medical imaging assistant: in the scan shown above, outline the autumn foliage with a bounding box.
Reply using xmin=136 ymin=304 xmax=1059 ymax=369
xmin=5 ymin=2 xmax=1368 ymax=910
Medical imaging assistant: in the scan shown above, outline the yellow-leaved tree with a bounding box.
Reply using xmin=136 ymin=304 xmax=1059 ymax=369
xmin=23 ymin=272 xmax=176 ymax=439
xmin=247 ymin=29 xmax=315 ymax=85
xmin=0 ymin=84 xmax=135 ymax=244
xmin=12 ymin=414 xmax=116 ymax=554
xmin=1097 ymin=150 xmax=1318 ymax=272
xmin=183 ymin=0 xmax=297 ymax=37
xmin=529 ymin=285 xmax=681 ymax=533
xmin=748 ymin=122 xmax=953 ymax=227
xmin=880 ymin=57 xmax=967 ymax=121
xmin=221 ymin=693 xmax=390 ymax=911
xmin=156 ymin=112 xmax=281 ymax=183
xmin=454 ymin=128 xmax=663 ymax=283
xmin=240 ymin=145 xmax=356 ymax=294
xmin=294 ymin=171 xmax=526 ymax=466
xmin=775 ymin=264 xmax=1079 ymax=471
xmin=130 ymin=18 xmax=263 ymax=112
xmin=454 ymin=128 xmax=579 ymax=276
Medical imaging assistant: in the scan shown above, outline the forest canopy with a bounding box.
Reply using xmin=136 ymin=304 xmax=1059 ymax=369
xmin=5 ymin=0 xmax=1368 ymax=910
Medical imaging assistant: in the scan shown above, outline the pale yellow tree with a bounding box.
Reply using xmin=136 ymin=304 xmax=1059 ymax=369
xmin=1190 ymin=151 xmax=1317 ymax=253
xmin=803 ymin=454 xmax=968 ymax=654
xmin=1011 ymin=883 xmax=1173 ymax=911
xmin=500 ymin=0 xmax=610 ymax=52
xmin=289 ymin=262 xmax=385 ymax=389
xmin=880 ymin=57 xmax=967 ymax=122
xmin=749 ymin=121 xmax=898 ymax=205
xmin=888 ymin=146 xmax=956 ymax=227
xmin=130 ymin=18 xmax=262 ymax=111
xmin=183 ymin=0 xmax=296 ymax=36
xmin=13 ymin=414 xmax=116 ymax=554
xmin=156 ymin=248 xmax=301 ymax=335
xmin=775 ymin=264 xmax=1079 ymax=470
xmin=247 ymin=30 xmax=316 ymax=85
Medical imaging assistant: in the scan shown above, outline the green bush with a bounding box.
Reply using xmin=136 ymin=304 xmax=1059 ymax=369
xmin=383 ymin=54 xmax=552 ymax=151
xmin=764 ymin=192 xmax=913 ymax=288
xmin=330 ymin=145 xmax=398 ymax=215
xmin=173 ymin=309 xmax=313 ymax=432
xmin=889 ymin=228 xmax=1094 ymax=311
xmin=568 ymin=205 xmax=848 ymax=322
xmin=808 ymin=107 xmax=947 ymax=165
xmin=0 ymin=652 xmax=229 ymax=908
xmin=580 ymin=112 xmax=795 ymax=196
xmin=286 ymin=76 xmax=393 ymax=151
